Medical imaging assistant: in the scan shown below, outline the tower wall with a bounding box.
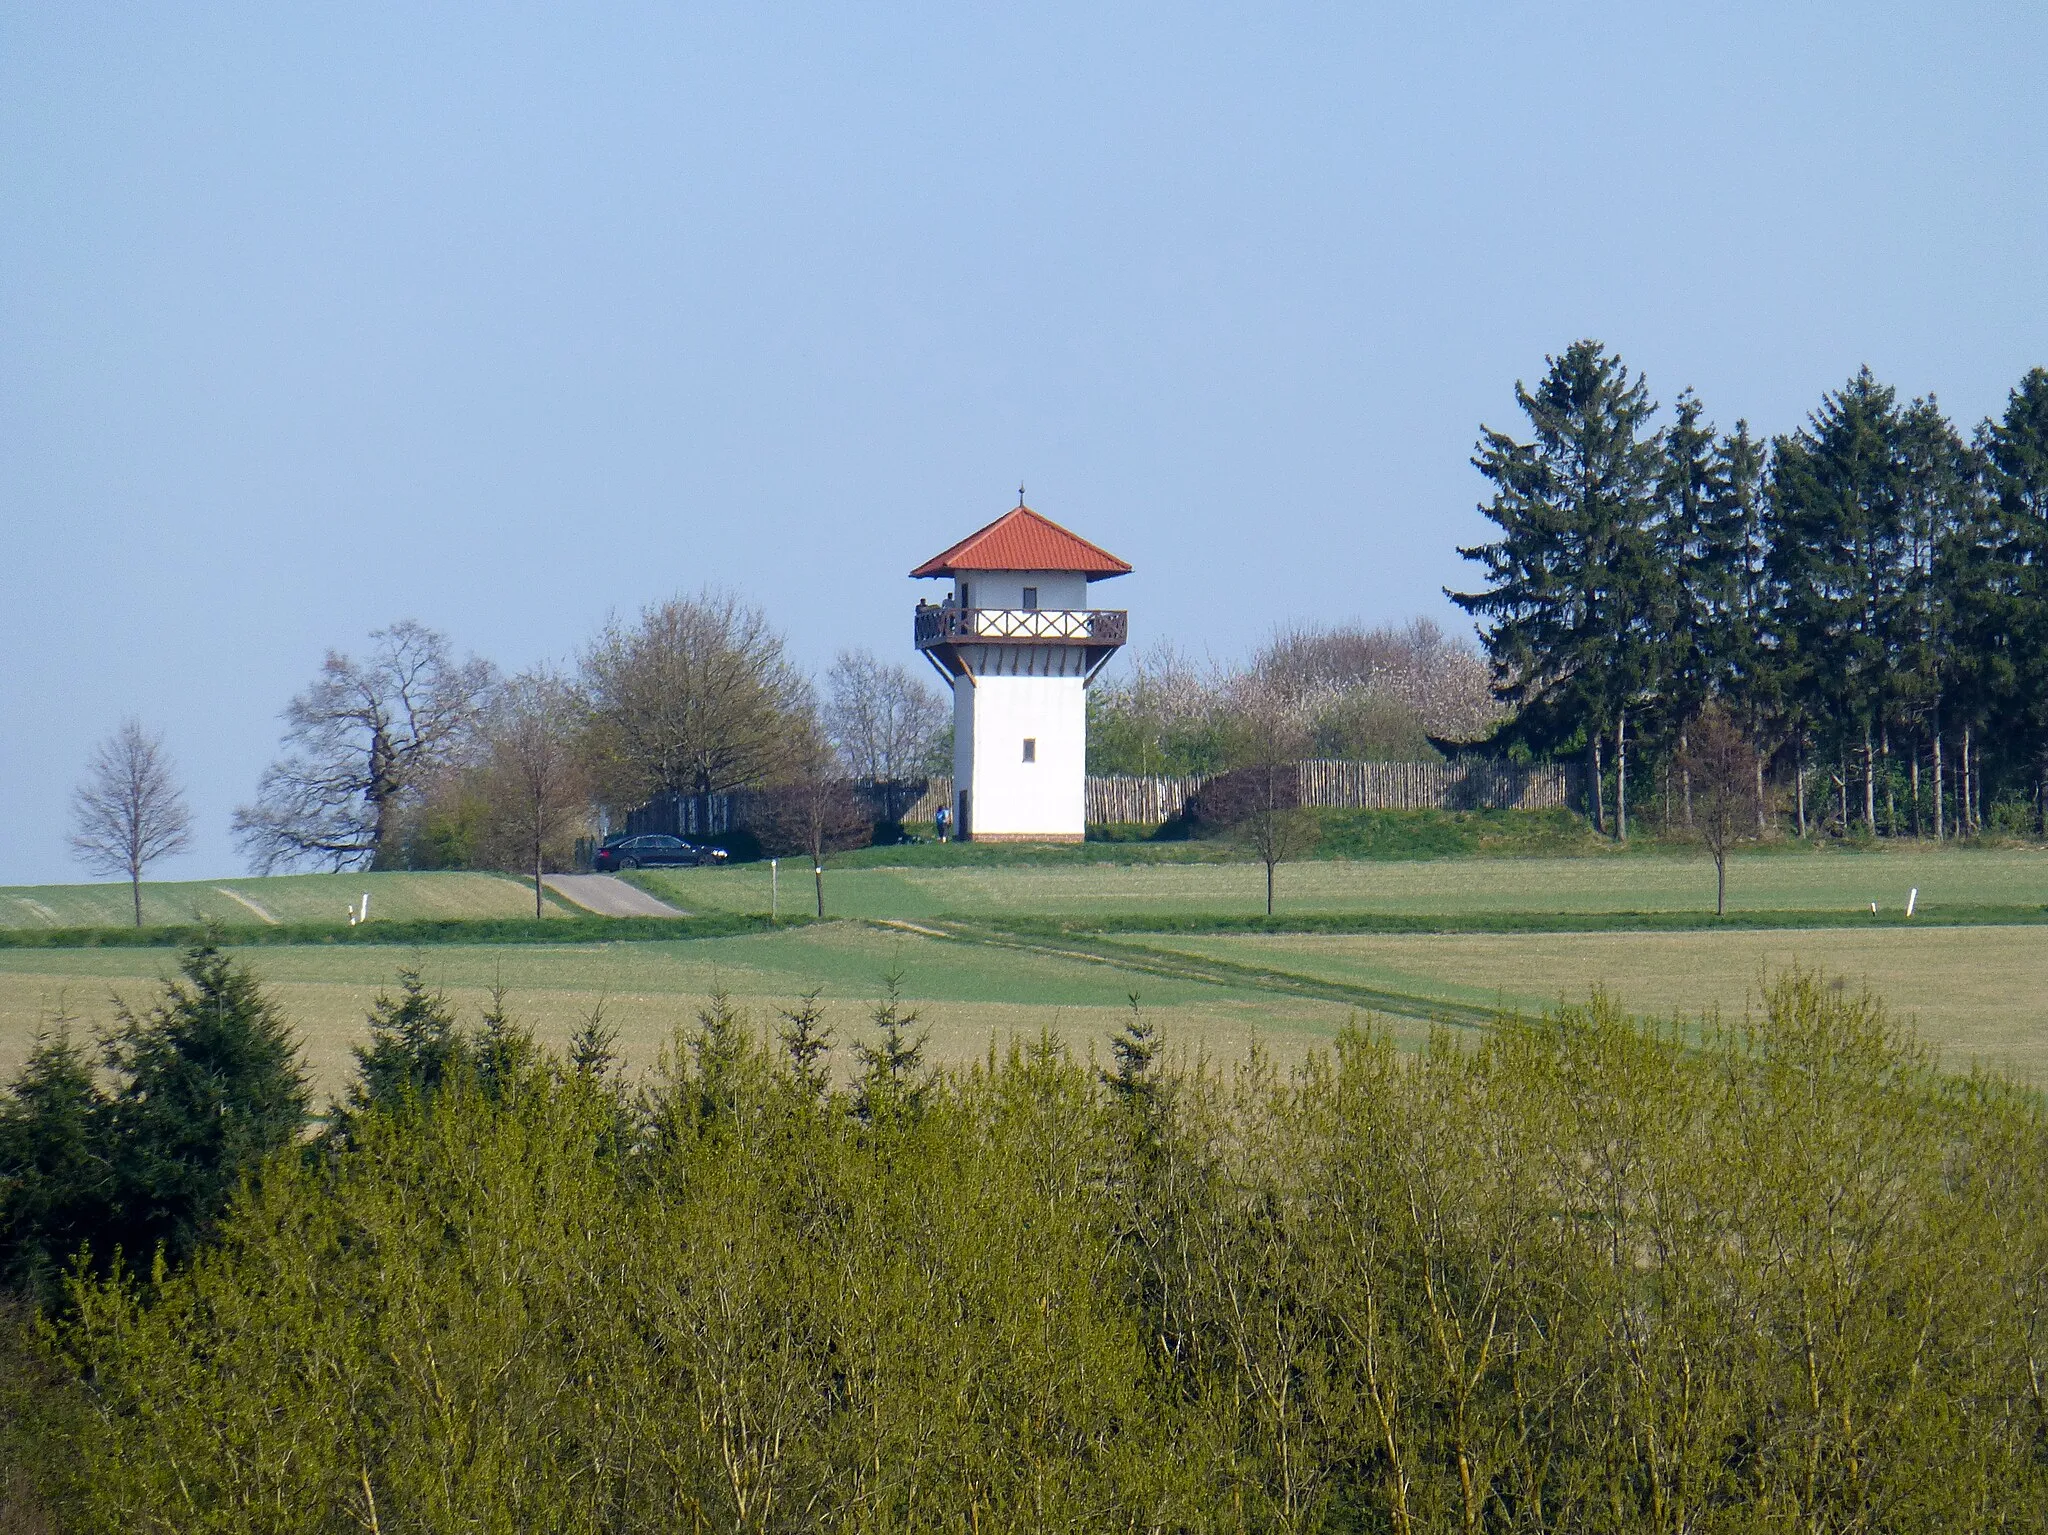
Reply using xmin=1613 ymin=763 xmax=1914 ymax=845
xmin=952 ymin=665 xmax=1086 ymax=841
xmin=950 ymin=571 xmax=1088 ymax=610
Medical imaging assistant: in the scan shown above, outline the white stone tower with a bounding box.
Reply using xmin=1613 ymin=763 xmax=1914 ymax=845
xmin=912 ymin=497 xmax=1130 ymax=842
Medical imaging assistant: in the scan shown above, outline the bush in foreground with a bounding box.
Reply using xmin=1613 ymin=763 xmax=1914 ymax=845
xmin=7 ymin=972 xmax=2048 ymax=1530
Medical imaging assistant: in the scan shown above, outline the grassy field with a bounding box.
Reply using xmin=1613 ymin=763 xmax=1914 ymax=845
xmin=6 ymin=915 xmax=2042 ymax=1092
xmin=638 ymin=845 xmax=2048 ymax=922
xmin=0 ymin=871 xmax=577 ymax=930
xmin=1133 ymin=926 xmax=2048 ymax=1081
xmin=0 ymin=925 xmax=1365 ymax=1098
xmin=3 ymin=841 xmax=2044 ymax=1096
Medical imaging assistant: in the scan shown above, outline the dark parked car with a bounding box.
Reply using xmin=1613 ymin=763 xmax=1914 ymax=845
xmin=593 ymin=834 xmax=730 ymax=872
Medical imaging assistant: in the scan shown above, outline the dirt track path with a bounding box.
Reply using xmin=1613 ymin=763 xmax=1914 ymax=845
xmin=542 ymin=875 xmax=688 ymax=918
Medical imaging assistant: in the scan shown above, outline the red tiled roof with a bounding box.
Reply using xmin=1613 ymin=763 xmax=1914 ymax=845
xmin=910 ymin=505 xmax=1132 ymax=580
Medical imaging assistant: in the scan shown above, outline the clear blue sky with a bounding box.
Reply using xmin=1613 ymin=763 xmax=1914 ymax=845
xmin=3 ymin=4 xmax=2043 ymax=885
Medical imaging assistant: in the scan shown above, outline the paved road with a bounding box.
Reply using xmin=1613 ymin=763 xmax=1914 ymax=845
xmin=542 ymin=874 xmax=689 ymax=918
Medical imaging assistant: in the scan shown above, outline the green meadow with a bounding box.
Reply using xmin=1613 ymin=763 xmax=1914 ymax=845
xmin=3 ymin=840 xmax=2045 ymax=1094
xmin=637 ymin=842 xmax=2048 ymax=920
xmin=0 ymin=870 xmax=577 ymax=930
xmin=0 ymin=924 xmax=1363 ymax=1097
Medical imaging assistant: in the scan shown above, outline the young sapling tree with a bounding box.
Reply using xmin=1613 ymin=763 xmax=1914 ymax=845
xmin=69 ymin=719 xmax=193 ymax=926
xmin=1677 ymin=702 xmax=1765 ymax=915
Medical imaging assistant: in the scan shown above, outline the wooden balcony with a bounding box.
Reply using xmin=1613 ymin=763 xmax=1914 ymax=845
xmin=914 ymin=606 xmax=1128 ymax=649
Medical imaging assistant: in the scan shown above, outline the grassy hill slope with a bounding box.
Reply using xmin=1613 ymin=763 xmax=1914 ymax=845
xmin=0 ymin=871 xmax=579 ymax=931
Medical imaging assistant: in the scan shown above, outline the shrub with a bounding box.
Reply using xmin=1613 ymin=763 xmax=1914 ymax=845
xmin=14 ymin=971 xmax=2048 ymax=1528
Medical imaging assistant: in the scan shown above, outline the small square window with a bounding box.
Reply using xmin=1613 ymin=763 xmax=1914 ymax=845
xmin=1022 ymin=738 xmax=1036 ymax=763
xmin=1022 ymin=586 xmax=1039 ymax=610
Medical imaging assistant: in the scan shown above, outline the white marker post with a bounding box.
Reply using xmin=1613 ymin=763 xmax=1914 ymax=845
xmin=770 ymin=859 xmax=778 ymax=922
xmin=1907 ymin=888 xmax=1918 ymax=918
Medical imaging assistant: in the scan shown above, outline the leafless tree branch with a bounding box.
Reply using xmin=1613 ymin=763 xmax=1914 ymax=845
xmin=70 ymin=719 xmax=193 ymax=925
xmin=232 ymin=621 xmax=494 ymax=872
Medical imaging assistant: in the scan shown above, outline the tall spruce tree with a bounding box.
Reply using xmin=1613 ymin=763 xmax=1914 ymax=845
xmin=345 ymin=964 xmax=469 ymax=1118
xmin=1766 ymin=368 xmax=1912 ymax=833
xmin=1709 ymin=423 xmax=1782 ymax=832
xmin=0 ymin=1025 xmax=111 ymax=1301
xmin=1890 ymin=396 xmax=1981 ymax=836
xmin=1976 ymin=367 xmax=2048 ymax=830
xmin=102 ymin=938 xmax=310 ymax=1268
xmin=1707 ymin=423 xmax=1773 ymax=701
xmin=1451 ymin=340 xmax=1663 ymax=836
xmin=1654 ymin=392 xmax=1719 ymax=735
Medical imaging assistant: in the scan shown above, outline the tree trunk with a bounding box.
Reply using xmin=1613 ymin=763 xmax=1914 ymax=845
xmin=1266 ymin=858 xmax=1275 ymax=917
xmin=1862 ymin=727 xmax=1876 ymax=834
xmin=1962 ymin=725 xmax=1974 ymax=834
xmin=1882 ymin=730 xmax=1895 ymax=835
xmin=1615 ymin=710 xmax=1629 ymax=844
xmin=131 ymin=871 xmax=143 ymax=928
xmin=534 ymin=840 xmax=545 ymax=919
xmin=1588 ymin=736 xmax=1604 ymax=835
xmin=814 ymin=858 xmax=825 ymax=918
xmin=1933 ymin=726 xmax=1945 ymax=841
xmin=1796 ymin=748 xmax=1808 ymax=839
xmin=1837 ymin=757 xmax=1848 ymax=833
xmin=1755 ymin=751 xmax=1767 ymax=837
xmin=1681 ymin=731 xmax=1694 ymax=827
xmin=1716 ymin=851 xmax=1726 ymax=917
xmin=1910 ymin=747 xmax=1921 ymax=838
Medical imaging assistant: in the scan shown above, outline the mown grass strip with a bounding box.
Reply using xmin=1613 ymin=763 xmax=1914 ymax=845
xmin=917 ymin=921 xmax=1502 ymax=1030
xmin=976 ymin=904 xmax=2048 ymax=938
xmin=0 ymin=912 xmax=803 ymax=950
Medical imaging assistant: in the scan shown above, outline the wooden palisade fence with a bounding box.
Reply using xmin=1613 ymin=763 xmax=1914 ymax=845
xmin=902 ymin=759 xmax=1578 ymax=826
xmin=615 ymin=761 xmax=1581 ymax=849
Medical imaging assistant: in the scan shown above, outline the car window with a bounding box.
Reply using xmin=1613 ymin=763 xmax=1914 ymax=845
xmin=652 ymin=836 xmax=684 ymax=848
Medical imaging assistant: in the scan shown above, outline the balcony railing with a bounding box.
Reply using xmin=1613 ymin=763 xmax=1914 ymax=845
xmin=915 ymin=606 xmax=1128 ymax=649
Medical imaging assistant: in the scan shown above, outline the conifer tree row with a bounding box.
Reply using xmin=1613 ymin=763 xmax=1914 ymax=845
xmin=1452 ymin=349 xmax=2048 ymax=837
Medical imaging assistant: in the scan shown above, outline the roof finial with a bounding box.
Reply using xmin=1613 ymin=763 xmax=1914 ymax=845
xmin=1017 ymin=483 xmax=1026 ymax=508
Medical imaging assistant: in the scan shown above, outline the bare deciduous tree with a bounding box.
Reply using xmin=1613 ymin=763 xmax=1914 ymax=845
xmin=823 ymin=648 xmax=946 ymax=823
xmin=1677 ymin=703 xmax=1764 ymax=916
xmin=582 ymin=591 xmax=807 ymax=832
xmin=1194 ymin=711 xmax=1320 ymax=916
xmin=478 ymin=670 xmax=591 ymax=917
xmin=754 ymin=712 xmax=872 ymax=916
xmin=70 ymin=720 xmax=194 ymax=926
xmin=233 ymin=621 xmax=495 ymax=872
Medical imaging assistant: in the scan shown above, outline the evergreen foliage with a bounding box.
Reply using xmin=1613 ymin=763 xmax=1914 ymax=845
xmin=776 ymin=987 xmax=833 ymax=1101
xmin=0 ymin=1022 xmax=109 ymax=1302
xmin=470 ymin=982 xmax=540 ymax=1104
xmin=853 ymin=970 xmax=929 ymax=1122
xmin=0 ymin=937 xmax=310 ymax=1299
xmin=1456 ymin=350 xmax=2048 ymax=839
xmin=566 ymin=995 xmax=619 ymax=1080
xmin=98 ymin=939 xmax=310 ymax=1270
xmin=345 ymin=962 xmax=468 ymax=1116
xmin=1451 ymin=340 xmax=1663 ymax=833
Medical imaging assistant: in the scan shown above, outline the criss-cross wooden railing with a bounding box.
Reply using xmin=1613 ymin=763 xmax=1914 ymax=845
xmin=914 ymin=607 xmax=1128 ymax=648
